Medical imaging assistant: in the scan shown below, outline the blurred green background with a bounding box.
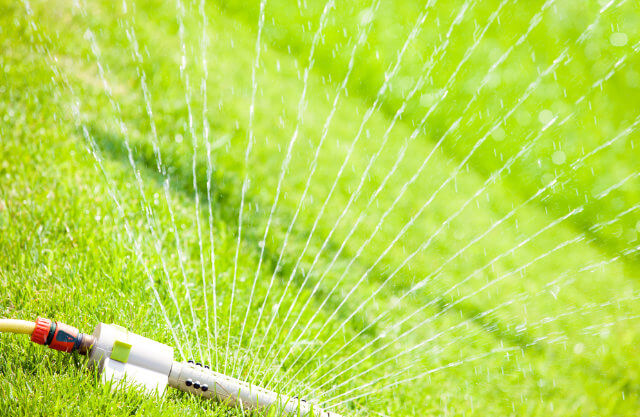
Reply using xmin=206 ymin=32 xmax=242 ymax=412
xmin=1 ymin=0 xmax=639 ymax=415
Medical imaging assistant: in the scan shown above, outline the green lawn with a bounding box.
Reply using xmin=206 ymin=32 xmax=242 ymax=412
xmin=1 ymin=0 xmax=639 ymax=415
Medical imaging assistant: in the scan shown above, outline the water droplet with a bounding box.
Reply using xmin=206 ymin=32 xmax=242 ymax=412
xmin=542 ymin=173 xmax=555 ymax=185
xmin=487 ymin=73 xmax=501 ymax=88
xmin=635 ymin=221 xmax=640 ymax=233
xmin=358 ymin=8 xmax=374 ymax=26
xmin=573 ymin=343 xmax=584 ymax=354
xmin=175 ymin=133 xmax=183 ymax=143
xmin=610 ymin=32 xmax=628 ymax=47
xmin=419 ymin=90 xmax=444 ymax=107
xmin=551 ymin=151 xmax=566 ymax=165
xmin=538 ymin=109 xmax=554 ymax=124
xmin=491 ymin=127 xmax=506 ymax=141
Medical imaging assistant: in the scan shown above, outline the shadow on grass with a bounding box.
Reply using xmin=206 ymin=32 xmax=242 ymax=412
xmin=86 ymin=123 xmax=640 ymax=402
xmin=87 ymin=125 xmax=382 ymax=337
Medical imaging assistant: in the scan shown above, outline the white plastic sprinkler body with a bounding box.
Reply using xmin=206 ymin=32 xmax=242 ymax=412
xmin=88 ymin=323 xmax=341 ymax=417
xmin=88 ymin=323 xmax=174 ymax=393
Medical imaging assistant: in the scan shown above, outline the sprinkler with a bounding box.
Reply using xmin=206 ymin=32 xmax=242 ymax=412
xmin=0 ymin=317 xmax=341 ymax=417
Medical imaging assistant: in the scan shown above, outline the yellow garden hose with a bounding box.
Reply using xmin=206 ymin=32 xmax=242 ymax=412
xmin=0 ymin=319 xmax=36 ymax=335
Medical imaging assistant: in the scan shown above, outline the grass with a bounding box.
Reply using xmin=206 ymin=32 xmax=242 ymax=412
xmin=1 ymin=0 xmax=639 ymax=415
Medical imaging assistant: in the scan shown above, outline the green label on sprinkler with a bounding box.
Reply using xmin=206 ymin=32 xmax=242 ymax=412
xmin=111 ymin=340 xmax=132 ymax=363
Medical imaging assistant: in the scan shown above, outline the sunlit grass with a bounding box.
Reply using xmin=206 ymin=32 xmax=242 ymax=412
xmin=1 ymin=0 xmax=639 ymax=415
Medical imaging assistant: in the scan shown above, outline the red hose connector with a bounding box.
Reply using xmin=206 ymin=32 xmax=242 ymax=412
xmin=30 ymin=317 xmax=52 ymax=345
xmin=29 ymin=317 xmax=95 ymax=355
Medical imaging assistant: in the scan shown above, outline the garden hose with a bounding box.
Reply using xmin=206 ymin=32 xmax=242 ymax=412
xmin=0 ymin=317 xmax=340 ymax=417
xmin=0 ymin=319 xmax=36 ymax=335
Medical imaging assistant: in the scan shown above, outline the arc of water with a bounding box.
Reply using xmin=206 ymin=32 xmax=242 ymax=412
xmin=225 ymin=0 xmax=269 ymax=374
xmin=301 ymin=0 xmax=511 ymax=294
xmin=20 ymin=0 xmax=186 ymax=358
xmin=595 ymin=170 xmax=640 ymax=200
xmin=270 ymin=0 xmax=437 ymax=316
xmin=522 ymin=293 xmax=640 ymax=337
xmin=83 ymin=25 xmax=201 ymax=359
xmin=172 ymin=0 xmax=209 ymax=364
xmin=232 ymin=0 xmax=337 ymax=380
xmin=312 ymin=194 xmax=640 ymax=397
xmin=581 ymin=313 xmax=640 ymax=336
xmin=305 ymin=163 xmax=639 ymax=403
xmin=290 ymin=109 xmax=640 ymax=390
xmin=256 ymin=0 xmax=519 ymax=386
xmin=308 ymin=243 xmax=640 ymax=403
xmin=123 ymin=28 xmax=163 ymax=174
xmin=276 ymin=24 xmax=636 ymax=387
xmin=308 ymin=172 xmax=640 ymax=396
xmin=241 ymin=0 xmax=382 ymax=384
xmin=199 ymin=0 xmax=220 ymax=371
xmin=328 ymin=346 xmax=522 ymax=408
xmin=310 ymin=203 xmax=583 ymax=394
xmin=328 ymin=300 xmax=640 ymax=408
xmin=268 ymin=46 xmax=570 ymax=388
xmin=323 ymin=280 xmax=640 ymax=407
xmin=273 ymin=8 xmax=635 ymax=381
xmin=120 ymin=0 xmax=217 ymax=362
xmin=82 ymin=131 xmax=189 ymax=358
xmin=590 ymin=203 xmax=640 ymax=232
xmin=320 ymin=233 xmax=586 ymax=405
xmin=255 ymin=0 xmax=472 ymax=385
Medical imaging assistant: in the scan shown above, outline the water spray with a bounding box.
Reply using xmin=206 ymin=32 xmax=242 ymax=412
xmin=0 ymin=318 xmax=341 ymax=417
